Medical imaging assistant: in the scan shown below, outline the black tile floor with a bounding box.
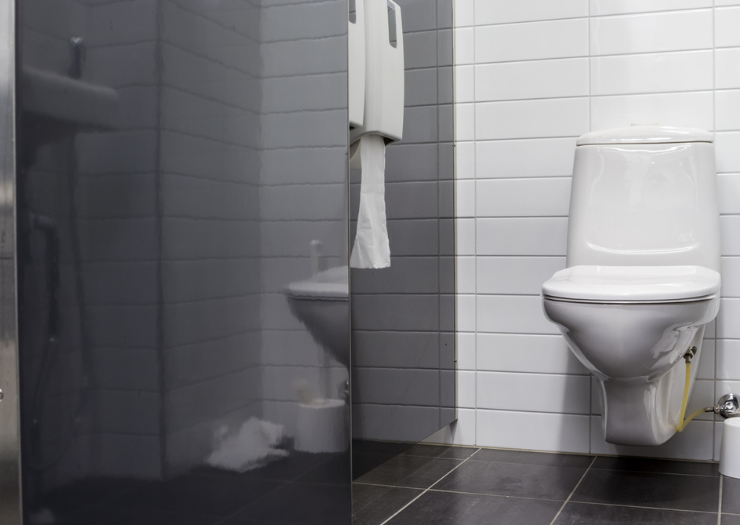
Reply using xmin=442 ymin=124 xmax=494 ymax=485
xmin=352 ymin=444 xmax=739 ymax=525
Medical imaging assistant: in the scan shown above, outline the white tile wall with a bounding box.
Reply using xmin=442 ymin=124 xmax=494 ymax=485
xmin=430 ymin=0 xmax=740 ymax=461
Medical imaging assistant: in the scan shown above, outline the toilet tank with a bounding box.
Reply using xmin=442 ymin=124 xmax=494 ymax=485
xmin=567 ymin=126 xmax=720 ymax=271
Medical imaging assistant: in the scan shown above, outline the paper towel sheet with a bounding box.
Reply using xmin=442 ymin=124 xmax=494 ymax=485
xmin=351 ymin=134 xmax=390 ymax=269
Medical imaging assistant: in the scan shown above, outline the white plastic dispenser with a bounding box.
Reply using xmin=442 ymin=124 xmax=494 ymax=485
xmin=348 ymin=0 xmax=365 ymax=129
xmin=348 ymin=0 xmax=405 ymax=269
xmin=350 ymin=0 xmax=405 ymax=144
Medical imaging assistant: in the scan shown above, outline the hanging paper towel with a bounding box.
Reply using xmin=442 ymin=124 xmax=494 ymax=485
xmin=350 ymin=134 xmax=390 ymax=269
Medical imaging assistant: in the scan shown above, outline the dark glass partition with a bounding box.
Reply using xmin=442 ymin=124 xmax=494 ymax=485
xmin=351 ymin=0 xmax=456 ymax=471
xmin=16 ymin=0 xmax=350 ymax=523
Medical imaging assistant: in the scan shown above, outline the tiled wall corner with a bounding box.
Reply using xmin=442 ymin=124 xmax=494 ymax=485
xmin=448 ymin=0 xmax=740 ymax=461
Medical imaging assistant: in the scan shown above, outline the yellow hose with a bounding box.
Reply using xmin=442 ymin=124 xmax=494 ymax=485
xmin=676 ymin=359 xmax=706 ymax=432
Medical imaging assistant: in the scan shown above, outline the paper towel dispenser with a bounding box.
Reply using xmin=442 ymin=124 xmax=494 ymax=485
xmin=349 ymin=0 xmax=405 ymax=145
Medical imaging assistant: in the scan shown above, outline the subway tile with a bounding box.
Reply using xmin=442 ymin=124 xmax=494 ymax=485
xmin=477 ymin=334 xmax=588 ymax=374
xmin=457 ymin=332 xmax=476 ymax=370
xmin=717 ymin=7 xmax=740 ymax=48
xmin=476 ymin=98 xmax=590 ymax=140
xmin=454 ymin=0 xmax=475 ymax=27
xmin=476 ymin=178 xmax=571 ymax=217
xmin=476 ymin=218 xmax=568 ymax=256
xmin=456 ymin=218 xmax=476 ymax=255
xmin=717 ymin=340 xmax=740 ymax=380
xmin=404 ymin=105 xmax=438 ymax=143
xmin=474 ymin=0 xmax=588 ymax=25
xmin=386 ymin=144 xmax=439 ymax=182
xmin=353 ymin=404 xmax=446 ymax=442
xmin=388 ymin=219 xmax=439 ymax=256
xmin=396 ymin=0 xmax=438 ymax=32
xmin=715 ymin=421 xmax=723 ymax=462
xmin=353 ymin=331 xmax=440 ymax=369
xmin=475 ymin=58 xmax=589 ymax=102
xmin=698 ymin=339 xmax=715 ymax=380
xmin=438 ymin=28 xmax=454 ymax=67
xmin=686 ymin=379 xmax=717 ymax=421
xmin=477 ymin=410 xmax=590 ymax=453
xmin=404 ymin=30 xmax=438 ymax=70
xmin=717 ymin=91 xmax=740 ymax=131
xmin=457 ymin=294 xmax=476 ymax=332
xmin=457 ymin=256 xmax=476 ymax=294
xmin=456 ymin=103 xmax=475 ymax=141
xmin=352 ymin=295 xmax=440 ymax=331
xmin=718 ymin=299 xmax=740 ymax=338
xmin=590 ymin=0 xmax=713 ymax=16
xmin=717 ymin=380 xmax=740 ymax=401
xmin=476 ymin=138 xmax=577 ymax=179
xmin=405 ymin=68 xmax=438 ymax=106
xmin=476 ymin=295 xmax=559 ymax=335
xmin=718 ymin=0 xmax=740 ymax=5
xmin=477 ymin=256 xmax=566 ymax=294
xmin=717 ymin=132 xmax=740 ymax=173
xmin=722 ymin=217 xmax=740 ymax=255
xmin=718 ymin=174 xmax=740 ymax=214
xmin=717 ymin=48 xmax=740 ymax=89
xmin=722 ymin=258 xmax=740 ymax=297
xmin=454 ymin=27 xmax=474 ymax=65
xmin=455 ymin=141 xmax=475 ymax=179
xmin=475 ymin=19 xmax=589 ymax=64
xmin=591 ymin=50 xmax=712 ymax=96
xmin=590 ymin=10 xmax=713 ymax=56
xmin=477 ymin=372 xmax=590 ymax=413
xmin=456 ymin=179 xmax=476 ymax=217
xmin=439 ymin=66 xmax=454 ymax=104
xmin=591 ymin=91 xmax=713 ymax=131
xmin=423 ymin=408 xmax=476 ymax=446
xmin=454 ymin=65 xmax=475 ymax=103
xmin=458 ymin=371 xmax=476 ymax=408
xmin=353 ymin=368 xmax=440 ymax=407
xmin=352 ymin=257 xmax=439 ymax=294
xmin=590 ymin=417 xmax=714 ymax=460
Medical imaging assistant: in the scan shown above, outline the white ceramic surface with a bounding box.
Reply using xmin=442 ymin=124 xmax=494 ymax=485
xmin=541 ymin=126 xmax=721 ymax=446
xmin=720 ymin=418 xmax=740 ymax=478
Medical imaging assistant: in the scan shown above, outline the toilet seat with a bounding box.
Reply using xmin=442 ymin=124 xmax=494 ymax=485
xmin=543 ymin=265 xmax=720 ymax=304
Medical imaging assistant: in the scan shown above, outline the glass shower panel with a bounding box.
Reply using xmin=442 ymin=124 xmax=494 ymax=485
xmin=350 ymin=0 xmax=456 ymax=469
xmin=15 ymin=0 xmax=350 ymax=524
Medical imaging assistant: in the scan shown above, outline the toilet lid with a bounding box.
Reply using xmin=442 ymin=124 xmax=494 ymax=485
xmin=542 ymin=265 xmax=721 ymax=303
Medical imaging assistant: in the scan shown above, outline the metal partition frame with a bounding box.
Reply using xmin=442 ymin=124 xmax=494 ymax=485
xmin=0 ymin=0 xmax=21 ymax=522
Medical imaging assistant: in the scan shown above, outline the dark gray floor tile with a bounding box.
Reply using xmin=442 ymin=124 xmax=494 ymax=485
xmin=554 ymin=502 xmax=717 ymax=525
xmin=352 ymin=484 xmax=422 ymax=525
xmin=433 ymin=459 xmax=587 ymax=500
xmin=722 ymin=515 xmax=740 ymax=525
xmin=356 ymin=455 xmax=463 ymax=489
xmin=473 ymin=448 xmax=593 ymax=468
xmin=387 ymin=491 xmax=562 ymax=525
xmin=725 ymin=477 xmax=740 ymax=515
xmin=592 ymin=456 xmax=719 ymax=477
xmin=400 ymin=444 xmax=479 ymax=460
xmin=353 ymin=440 xmax=413 ymax=480
xmin=572 ymin=469 xmax=719 ymax=512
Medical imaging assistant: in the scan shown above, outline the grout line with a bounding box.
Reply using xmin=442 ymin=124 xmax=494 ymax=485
xmin=719 ymin=475 xmax=724 ymax=525
xmin=378 ymin=449 xmax=481 ymax=525
xmin=566 ymin=500 xmax=721 ymax=515
xmin=549 ymin=456 xmax=596 ymax=525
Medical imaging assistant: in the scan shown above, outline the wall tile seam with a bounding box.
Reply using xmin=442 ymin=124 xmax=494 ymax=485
xmin=590 ymin=7 xmax=714 ymax=20
xmin=473 ymin=407 xmax=592 ymax=416
xmin=468 ymin=16 xmax=589 ymax=30
xmin=476 ymin=370 xmax=591 ymax=378
xmin=470 ymin=55 xmax=591 ymax=66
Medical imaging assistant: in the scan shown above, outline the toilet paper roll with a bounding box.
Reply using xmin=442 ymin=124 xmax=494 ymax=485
xmin=720 ymin=419 xmax=740 ymax=479
xmin=350 ymin=134 xmax=390 ymax=269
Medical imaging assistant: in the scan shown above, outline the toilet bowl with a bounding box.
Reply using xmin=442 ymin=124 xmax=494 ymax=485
xmin=285 ymin=266 xmax=349 ymax=367
xmin=543 ymin=265 xmax=720 ymax=445
xmin=541 ymin=126 xmax=721 ymax=446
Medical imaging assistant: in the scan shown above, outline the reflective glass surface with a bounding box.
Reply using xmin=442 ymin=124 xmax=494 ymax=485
xmin=16 ymin=0 xmax=350 ymax=523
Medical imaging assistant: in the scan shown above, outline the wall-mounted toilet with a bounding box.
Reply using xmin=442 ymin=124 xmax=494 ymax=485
xmin=542 ymin=126 xmax=721 ymax=447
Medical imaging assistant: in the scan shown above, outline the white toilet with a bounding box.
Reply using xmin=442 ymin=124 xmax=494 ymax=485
xmin=542 ymin=126 xmax=721 ymax=447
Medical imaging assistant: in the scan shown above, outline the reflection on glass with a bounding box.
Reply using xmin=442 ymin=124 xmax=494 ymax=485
xmin=16 ymin=0 xmax=350 ymax=523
